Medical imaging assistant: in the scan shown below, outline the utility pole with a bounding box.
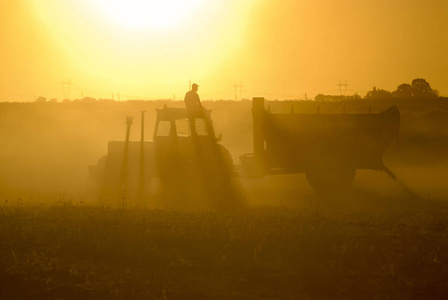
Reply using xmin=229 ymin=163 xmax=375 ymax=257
xmin=337 ymin=81 xmax=349 ymax=97
xmin=139 ymin=111 xmax=146 ymax=205
xmin=233 ymin=82 xmax=244 ymax=101
xmin=61 ymin=80 xmax=72 ymax=100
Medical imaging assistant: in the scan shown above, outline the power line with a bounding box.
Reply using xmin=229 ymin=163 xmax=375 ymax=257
xmin=233 ymin=82 xmax=244 ymax=101
xmin=337 ymin=81 xmax=349 ymax=96
xmin=70 ymin=87 xmax=151 ymax=100
xmin=61 ymin=80 xmax=73 ymax=100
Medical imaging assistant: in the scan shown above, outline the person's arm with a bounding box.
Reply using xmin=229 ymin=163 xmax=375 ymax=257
xmin=197 ymin=94 xmax=203 ymax=108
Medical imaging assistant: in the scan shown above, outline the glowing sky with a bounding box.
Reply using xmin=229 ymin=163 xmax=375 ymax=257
xmin=1 ymin=0 xmax=447 ymax=101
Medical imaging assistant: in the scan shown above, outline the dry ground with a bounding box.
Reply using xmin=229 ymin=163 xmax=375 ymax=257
xmin=1 ymin=177 xmax=448 ymax=299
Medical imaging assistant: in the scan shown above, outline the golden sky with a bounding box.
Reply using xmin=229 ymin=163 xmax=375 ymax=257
xmin=1 ymin=0 xmax=447 ymax=101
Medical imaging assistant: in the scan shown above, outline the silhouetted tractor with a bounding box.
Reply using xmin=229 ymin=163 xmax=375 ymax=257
xmin=89 ymin=106 xmax=233 ymax=206
xmin=90 ymin=97 xmax=400 ymax=205
xmin=240 ymin=97 xmax=400 ymax=192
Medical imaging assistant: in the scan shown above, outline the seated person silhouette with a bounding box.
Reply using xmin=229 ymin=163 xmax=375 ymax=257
xmin=184 ymin=83 xmax=203 ymax=135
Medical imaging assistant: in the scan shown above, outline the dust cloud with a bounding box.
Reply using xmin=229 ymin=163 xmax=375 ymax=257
xmin=2 ymin=97 xmax=448 ymax=299
xmin=0 ymin=98 xmax=447 ymax=210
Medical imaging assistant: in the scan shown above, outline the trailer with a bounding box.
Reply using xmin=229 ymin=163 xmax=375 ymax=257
xmin=240 ymin=97 xmax=400 ymax=191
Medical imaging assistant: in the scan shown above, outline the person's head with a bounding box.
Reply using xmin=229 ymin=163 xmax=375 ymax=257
xmin=192 ymin=83 xmax=199 ymax=92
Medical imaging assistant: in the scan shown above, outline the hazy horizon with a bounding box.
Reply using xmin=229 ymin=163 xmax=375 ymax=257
xmin=1 ymin=0 xmax=447 ymax=102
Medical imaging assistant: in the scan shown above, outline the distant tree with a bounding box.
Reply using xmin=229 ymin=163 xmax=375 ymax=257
xmin=35 ymin=96 xmax=46 ymax=103
xmin=315 ymin=94 xmax=329 ymax=101
xmin=315 ymin=93 xmax=363 ymax=102
xmin=365 ymin=87 xmax=393 ymax=99
xmin=351 ymin=93 xmax=362 ymax=101
xmin=314 ymin=94 xmax=347 ymax=102
xmin=81 ymin=97 xmax=97 ymax=103
xmin=393 ymin=83 xmax=413 ymax=98
xmin=99 ymin=98 xmax=115 ymax=103
xmin=411 ymin=78 xmax=437 ymax=98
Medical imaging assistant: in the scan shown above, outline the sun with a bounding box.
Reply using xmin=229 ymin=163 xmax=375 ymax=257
xmin=91 ymin=0 xmax=205 ymax=30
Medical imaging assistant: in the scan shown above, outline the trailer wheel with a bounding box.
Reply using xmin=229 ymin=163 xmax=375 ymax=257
xmin=305 ymin=167 xmax=356 ymax=193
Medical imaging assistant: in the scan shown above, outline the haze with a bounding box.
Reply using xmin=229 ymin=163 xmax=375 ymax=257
xmin=2 ymin=1 xmax=448 ymax=297
xmin=1 ymin=0 xmax=447 ymax=102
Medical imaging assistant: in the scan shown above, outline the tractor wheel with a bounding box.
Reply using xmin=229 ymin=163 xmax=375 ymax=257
xmin=197 ymin=144 xmax=233 ymax=198
xmin=305 ymin=166 xmax=356 ymax=193
xmin=215 ymin=144 xmax=234 ymax=181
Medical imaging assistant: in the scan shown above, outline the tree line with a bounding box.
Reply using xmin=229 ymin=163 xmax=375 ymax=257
xmin=316 ymin=78 xmax=439 ymax=101
xmin=365 ymin=78 xmax=439 ymax=99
